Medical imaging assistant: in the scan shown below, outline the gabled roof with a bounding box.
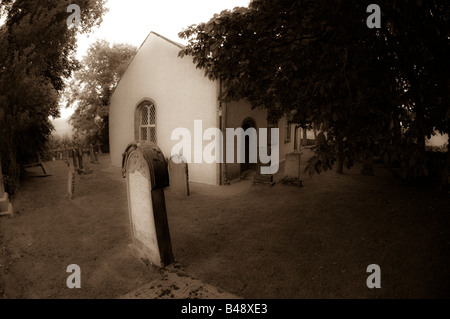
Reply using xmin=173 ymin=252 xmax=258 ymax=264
xmin=110 ymin=31 xmax=185 ymax=101
xmin=146 ymin=31 xmax=185 ymax=49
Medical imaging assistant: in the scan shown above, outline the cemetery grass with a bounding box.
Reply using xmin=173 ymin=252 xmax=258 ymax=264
xmin=0 ymin=153 xmax=449 ymax=299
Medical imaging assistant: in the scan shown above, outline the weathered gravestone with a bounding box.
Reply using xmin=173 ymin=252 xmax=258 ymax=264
xmin=168 ymin=155 xmax=189 ymax=196
xmin=66 ymin=160 xmax=76 ymax=200
xmin=281 ymin=151 xmax=303 ymax=187
xmin=63 ymin=144 xmax=69 ymax=159
xmin=79 ymin=146 xmax=93 ymax=175
xmin=77 ymin=145 xmax=84 ymax=173
xmin=122 ymin=142 xmax=174 ymax=268
xmin=72 ymin=148 xmax=80 ymax=171
xmin=90 ymin=144 xmax=99 ymax=164
xmin=0 ymin=156 xmax=14 ymax=217
xmin=97 ymin=143 xmax=103 ymax=155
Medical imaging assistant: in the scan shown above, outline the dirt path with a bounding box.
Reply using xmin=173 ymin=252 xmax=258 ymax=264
xmin=1 ymin=154 xmax=449 ymax=299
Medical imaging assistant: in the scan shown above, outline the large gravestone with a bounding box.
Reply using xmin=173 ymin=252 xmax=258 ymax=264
xmin=0 ymin=157 xmax=14 ymax=217
xmin=122 ymin=143 xmax=174 ymax=268
xmin=168 ymin=155 xmax=189 ymax=196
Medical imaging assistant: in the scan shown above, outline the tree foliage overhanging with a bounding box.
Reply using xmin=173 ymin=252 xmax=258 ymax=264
xmin=64 ymin=40 xmax=136 ymax=151
xmin=0 ymin=0 xmax=107 ymax=194
xmin=179 ymin=0 xmax=450 ymax=181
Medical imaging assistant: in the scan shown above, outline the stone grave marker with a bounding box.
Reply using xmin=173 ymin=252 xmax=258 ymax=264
xmin=76 ymin=145 xmax=84 ymax=173
xmin=80 ymin=147 xmax=93 ymax=175
xmin=90 ymin=144 xmax=99 ymax=164
xmin=281 ymin=151 xmax=303 ymax=187
xmin=168 ymin=155 xmax=189 ymax=195
xmin=63 ymin=145 xmax=69 ymax=159
xmin=122 ymin=142 xmax=174 ymax=268
xmin=72 ymin=148 xmax=80 ymax=170
xmin=66 ymin=161 xmax=76 ymax=200
xmin=0 ymin=156 xmax=14 ymax=217
xmin=97 ymin=143 xmax=103 ymax=155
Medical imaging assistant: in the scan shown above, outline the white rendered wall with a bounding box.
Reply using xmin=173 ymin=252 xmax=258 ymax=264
xmin=109 ymin=32 xmax=218 ymax=185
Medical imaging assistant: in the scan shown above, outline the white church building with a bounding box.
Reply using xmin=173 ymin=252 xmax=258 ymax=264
xmin=109 ymin=32 xmax=296 ymax=185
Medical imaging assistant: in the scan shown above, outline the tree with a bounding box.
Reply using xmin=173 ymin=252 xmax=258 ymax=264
xmin=379 ymin=0 xmax=450 ymax=180
xmin=179 ymin=0 xmax=449 ymax=181
xmin=0 ymin=0 xmax=106 ymax=194
xmin=64 ymin=40 xmax=136 ymax=150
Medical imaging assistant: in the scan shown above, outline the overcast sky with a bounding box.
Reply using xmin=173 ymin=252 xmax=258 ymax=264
xmin=51 ymin=0 xmax=250 ymax=135
xmin=76 ymin=0 xmax=250 ymax=60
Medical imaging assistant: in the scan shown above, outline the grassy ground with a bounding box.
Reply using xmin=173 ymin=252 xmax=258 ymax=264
xmin=0 ymin=152 xmax=449 ymax=299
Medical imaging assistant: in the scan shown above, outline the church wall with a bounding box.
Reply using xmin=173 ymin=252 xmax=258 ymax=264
xmin=109 ymin=32 xmax=219 ymax=185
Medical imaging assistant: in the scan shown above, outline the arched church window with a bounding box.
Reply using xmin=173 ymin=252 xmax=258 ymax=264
xmin=139 ymin=102 xmax=156 ymax=143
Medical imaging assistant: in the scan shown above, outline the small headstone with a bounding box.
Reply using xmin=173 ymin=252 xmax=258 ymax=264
xmin=90 ymin=144 xmax=99 ymax=164
xmin=123 ymin=142 xmax=174 ymax=268
xmin=81 ymin=148 xmax=93 ymax=174
xmin=72 ymin=148 xmax=79 ymax=170
xmin=63 ymin=145 xmax=69 ymax=159
xmin=94 ymin=151 xmax=99 ymax=163
xmin=97 ymin=143 xmax=103 ymax=155
xmin=168 ymin=155 xmax=189 ymax=195
xmin=281 ymin=151 xmax=303 ymax=187
xmin=78 ymin=145 xmax=84 ymax=171
xmin=67 ymin=165 xmax=76 ymax=200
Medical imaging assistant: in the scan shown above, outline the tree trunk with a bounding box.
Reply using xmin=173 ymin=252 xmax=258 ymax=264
xmin=414 ymin=101 xmax=427 ymax=152
xmin=0 ymin=155 xmax=5 ymax=196
xmin=302 ymin=128 xmax=307 ymax=146
xmin=294 ymin=126 xmax=299 ymax=151
xmin=5 ymin=147 xmax=20 ymax=196
xmin=415 ymin=102 xmax=427 ymax=179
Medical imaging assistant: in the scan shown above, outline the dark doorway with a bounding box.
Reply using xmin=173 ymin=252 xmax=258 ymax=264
xmin=240 ymin=117 xmax=257 ymax=176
